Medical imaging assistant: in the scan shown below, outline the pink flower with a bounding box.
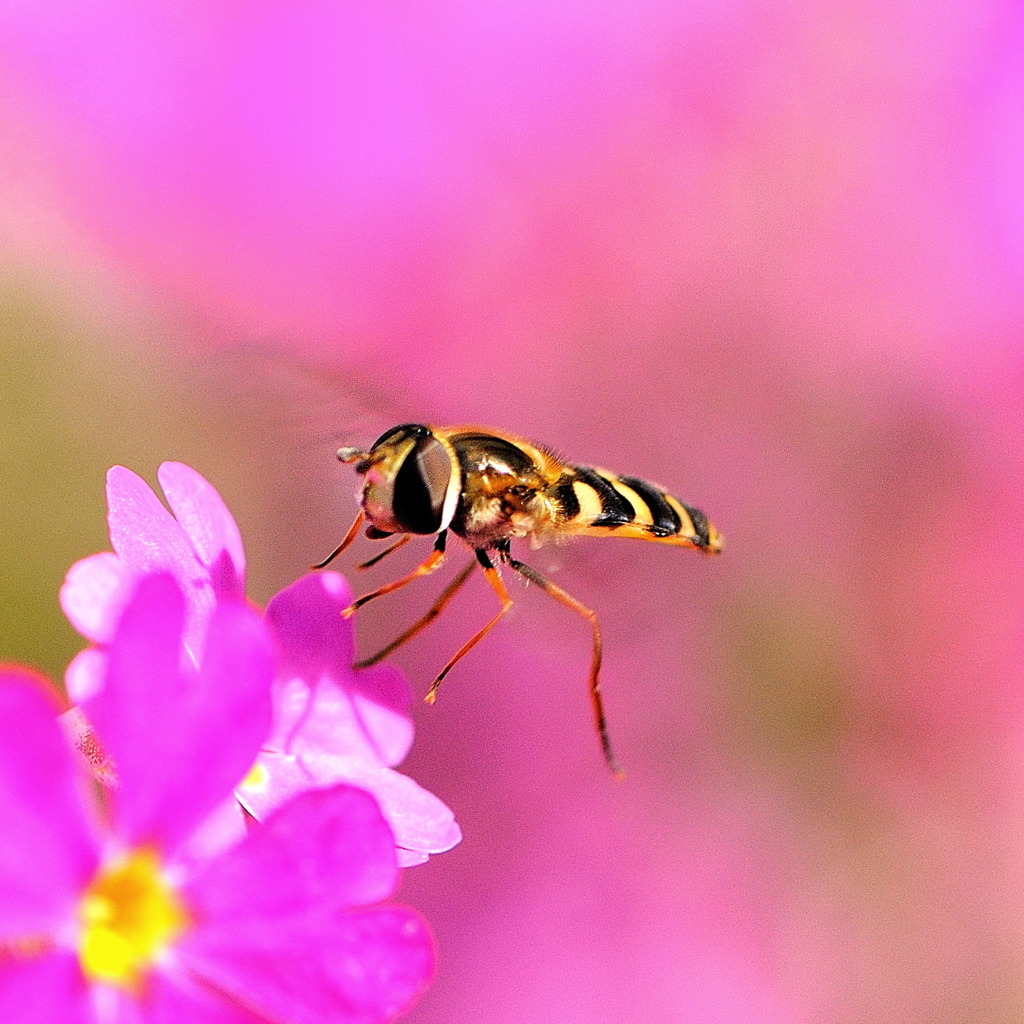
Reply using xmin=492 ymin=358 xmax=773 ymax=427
xmin=0 ymin=573 xmax=433 ymax=1023
xmin=244 ymin=572 xmax=460 ymax=867
xmin=61 ymin=462 xmax=459 ymax=865
xmin=60 ymin=462 xmax=245 ymax=700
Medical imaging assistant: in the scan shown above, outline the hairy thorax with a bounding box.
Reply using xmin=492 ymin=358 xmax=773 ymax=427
xmin=453 ymin=478 xmax=559 ymax=549
xmin=446 ymin=431 xmax=562 ymax=549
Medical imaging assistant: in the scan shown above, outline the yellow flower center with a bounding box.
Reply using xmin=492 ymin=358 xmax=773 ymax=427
xmin=240 ymin=759 xmax=269 ymax=793
xmin=78 ymin=849 xmax=188 ymax=991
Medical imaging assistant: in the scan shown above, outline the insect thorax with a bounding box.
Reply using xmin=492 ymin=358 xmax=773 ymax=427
xmin=447 ymin=432 xmax=561 ymax=548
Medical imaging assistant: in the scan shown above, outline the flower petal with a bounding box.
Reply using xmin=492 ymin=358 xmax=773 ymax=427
xmin=86 ymin=575 xmax=274 ymax=854
xmin=270 ymin=672 xmax=382 ymax=765
xmin=64 ymin=647 xmax=109 ymax=704
xmin=396 ymin=849 xmax=429 ymax=868
xmin=173 ymin=796 xmax=248 ymax=870
xmin=131 ymin=969 xmax=270 ymax=1024
xmin=183 ymin=786 xmax=432 ymax=1024
xmin=238 ymin=752 xmax=461 ymax=862
xmin=105 ymin=466 xmax=216 ymax=657
xmin=185 ymin=786 xmax=399 ymax=923
xmin=182 ymin=907 xmax=433 ymax=1024
xmin=59 ymin=551 xmax=132 ymax=644
xmin=265 ymin=573 xmax=413 ymax=765
xmin=105 ymin=466 xmax=207 ymax=587
xmin=0 ymin=670 xmax=97 ymax=940
xmin=157 ymin=462 xmax=245 ymax=599
xmin=265 ymin=572 xmax=357 ymax=695
xmin=258 ymin=573 xmax=459 ymax=862
xmin=320 ymin=762 xmax=460 ymax=861
xmin=0 ymin=950 xmax=93 ymax=1024
xmin=351 ymin=664 xmax=414 ymax=767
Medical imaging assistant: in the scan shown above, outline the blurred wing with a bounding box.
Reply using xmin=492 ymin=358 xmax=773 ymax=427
xmin=194 ymin=343 xmax=397 ymax=454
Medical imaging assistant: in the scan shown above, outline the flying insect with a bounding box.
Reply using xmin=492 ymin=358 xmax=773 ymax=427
xmin=316 ymin=423 xmax=723 ymax=776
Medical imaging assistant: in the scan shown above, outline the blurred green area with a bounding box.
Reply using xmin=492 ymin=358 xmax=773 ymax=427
xmin=0 ymin=270 xmax=378 ymax=684
xmin=0 ymin=273 xmax=188 ymax=682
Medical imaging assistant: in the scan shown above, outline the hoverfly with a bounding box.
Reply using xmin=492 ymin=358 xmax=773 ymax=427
xmin=316 ymin=424 xmax=723 ymax=776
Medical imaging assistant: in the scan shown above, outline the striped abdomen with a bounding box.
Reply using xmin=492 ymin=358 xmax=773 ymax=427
xmin=551 ymin=467 xmax=723 ymax=553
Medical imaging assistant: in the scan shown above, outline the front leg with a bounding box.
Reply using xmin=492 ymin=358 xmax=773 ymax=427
xmin=343 ymin=531 xmax=448 ymax=617
xmin=424 ymin=548 xmax=514 ymax=703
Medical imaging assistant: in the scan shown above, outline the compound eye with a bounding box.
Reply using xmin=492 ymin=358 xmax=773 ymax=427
xmin=392 ymin=436 xmax=454 ymax=534
xmin=371 ymin=423 xmax=429 ymax=451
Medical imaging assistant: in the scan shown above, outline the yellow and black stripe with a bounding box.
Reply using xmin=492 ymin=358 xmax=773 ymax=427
xmin=552 ymin=467 xmax=723 ymax=553
xmin=322 ymin=421 xmax=723 ymax=776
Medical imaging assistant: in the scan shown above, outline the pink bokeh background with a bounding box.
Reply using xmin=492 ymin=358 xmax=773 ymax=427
xmin=2 ymin=2 xmax=1024 ymax=1021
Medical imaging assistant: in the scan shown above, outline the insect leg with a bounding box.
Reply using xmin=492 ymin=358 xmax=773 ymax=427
xmin=312 ymin=510 xmax=365 ymax=569
xmin=424 ymin=549 xmax=513 ymax=705
xmin=357 ymin=533 xmax=412 ymax=570
xmin=506 ymin=556 xmax=623 ymax=779
xmin=355 ymin=558 xmax=477 ymax=668
xmin=344 ymin=532 xmax=447 ymax=617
